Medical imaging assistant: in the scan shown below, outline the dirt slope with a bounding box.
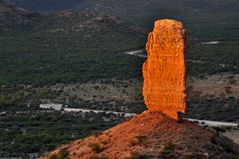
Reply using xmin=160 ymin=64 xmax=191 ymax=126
xmin=42 ymin=111 xmax=239 ymax=159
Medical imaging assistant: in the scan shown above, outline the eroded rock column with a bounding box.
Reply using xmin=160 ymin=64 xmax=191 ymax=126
xmin=142 ymin=19 xmax=189 ymax=121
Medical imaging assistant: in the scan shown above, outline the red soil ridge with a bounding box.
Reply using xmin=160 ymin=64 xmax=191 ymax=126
xmin=42 ymin=111 xmax=224 ymax=159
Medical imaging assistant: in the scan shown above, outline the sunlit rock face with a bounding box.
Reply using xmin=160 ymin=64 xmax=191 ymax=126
xmin=142 ymin=19 xmax=189 ymax=121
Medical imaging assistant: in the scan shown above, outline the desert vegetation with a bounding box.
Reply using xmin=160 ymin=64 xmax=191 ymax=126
xmin=0 ymin=0 xmax=239 ymax=158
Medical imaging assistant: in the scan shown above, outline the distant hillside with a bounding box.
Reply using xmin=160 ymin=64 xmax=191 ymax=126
xmin=76 ymin=0 xmax=239 ymax=27
xmin=1 ymin=0 xmax=239 ymax=83
xmin=0 ymin=0 xmax=38 ymax=25
xmin=42 ymin=111 xmax=239 ymax=159
xmin=76 ymin=0 xmax=239 ymax=76
xmin=73 ymin=0 xmax=239 ymax=76
xmin=8 ymin=0 xmax=84 ymax=12
xmin=0 ymin=11 xmax=146 ymax=84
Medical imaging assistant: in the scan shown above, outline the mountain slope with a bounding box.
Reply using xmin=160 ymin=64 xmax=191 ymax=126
xmin=76 ymin=0 xmax=239 ymax=27
xmin=7 ymin=0 xmax=85 ymax=12
xmin=0 ymin=11 xmax=146 ymax=84
xmin=0 ymin=0 xmax=38 ymax=25
xmin=42 ymin=111 xmax=239 ymax=159
xmin=75 ymin=0 xmax=239 ymax=76
xmin=4 ymin=0 xmax=239 ymax=79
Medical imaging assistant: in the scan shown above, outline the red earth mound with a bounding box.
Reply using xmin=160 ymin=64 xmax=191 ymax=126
xmin=42 ymin=111 xmax=239 ymax=159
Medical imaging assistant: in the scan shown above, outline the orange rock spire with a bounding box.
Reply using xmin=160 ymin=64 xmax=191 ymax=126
xmin=142 ymin=19 xmax=189 ymax=121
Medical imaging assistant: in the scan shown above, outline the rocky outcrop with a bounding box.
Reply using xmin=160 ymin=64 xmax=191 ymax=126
xmin=143 ymin=19 xmax=189 ymax=121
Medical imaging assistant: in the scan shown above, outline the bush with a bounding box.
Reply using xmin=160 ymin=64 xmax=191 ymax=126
xmin=48 ymin=154 xmax=58 ymax=159
xmin=47 ymin=148 xmax=69 ymax=159
xmin=58 ymin=148 xmax=69 ymax=159
xmin=159 ymin=142 xmax=176 ymax=158
xmin=89 ymin=143 xmax=103 ymax=153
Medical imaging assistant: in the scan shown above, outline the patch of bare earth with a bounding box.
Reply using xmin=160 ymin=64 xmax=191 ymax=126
xmin=188 ymin=74 xmax=239 ymax=98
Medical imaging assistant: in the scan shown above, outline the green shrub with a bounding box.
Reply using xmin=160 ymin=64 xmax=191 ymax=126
xmin=159 ymin=142 xmax=176 ymax=158
xmin=58 ymin=148 xmax=69 ymax=159
xmin=48 ymin=154 xmax=58 ymax=159
xmin=89 ymin=143 xmax=103 ymax=153
xmin=47 ymin=148 xmax=69 ymax=159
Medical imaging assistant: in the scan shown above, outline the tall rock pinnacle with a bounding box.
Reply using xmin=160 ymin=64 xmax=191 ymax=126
xmin=142 ymin=19 xmax=189 ymax=121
